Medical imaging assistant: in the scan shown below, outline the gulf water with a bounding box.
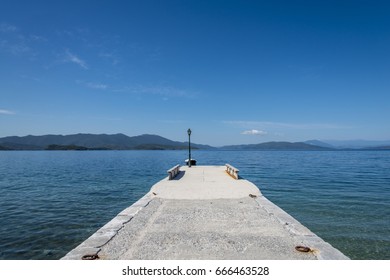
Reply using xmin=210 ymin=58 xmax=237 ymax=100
xmin=0 ymin=150 xmax=389 ymax=260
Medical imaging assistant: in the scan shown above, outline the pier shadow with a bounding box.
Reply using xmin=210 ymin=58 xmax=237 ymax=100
xmin=172 ymin=170 xmax=186 ymax=180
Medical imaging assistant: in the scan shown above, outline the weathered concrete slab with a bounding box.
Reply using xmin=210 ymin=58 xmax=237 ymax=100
xmin=98 ymin=198 xmax=317 ymax=259
xmin=62 ymin=165 xmax=349 ymax=260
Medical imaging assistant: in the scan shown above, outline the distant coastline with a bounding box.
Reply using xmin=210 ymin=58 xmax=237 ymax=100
xmin=1 ymin=133 xmax=390 ymax=151
xmin=0 ymin=133 xmax=209 ymax=151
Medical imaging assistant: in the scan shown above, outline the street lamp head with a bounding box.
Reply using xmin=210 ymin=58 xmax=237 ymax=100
xmin=187 ymin=128 xmax=191 ymax=136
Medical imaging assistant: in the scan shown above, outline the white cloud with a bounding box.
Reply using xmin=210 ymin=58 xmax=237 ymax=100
xmin=65 ymin=50 xmax=88 ymax=69
xmin=0 ymin=109 xmax=15 ymax=115
xmin=241 ymin=129 xmax=267 ymax=135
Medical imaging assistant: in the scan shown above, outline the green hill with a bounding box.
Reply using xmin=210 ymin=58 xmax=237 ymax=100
xmin=0 ymin=133 xmax=214 ymax=150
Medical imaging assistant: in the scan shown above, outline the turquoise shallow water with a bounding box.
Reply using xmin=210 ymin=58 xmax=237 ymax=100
xmin=0 ymin=150 xmax=389 ymax=259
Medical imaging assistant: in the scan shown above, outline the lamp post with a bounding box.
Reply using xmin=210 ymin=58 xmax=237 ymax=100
xmin=187 ymin=128 xmax=192 ymax=167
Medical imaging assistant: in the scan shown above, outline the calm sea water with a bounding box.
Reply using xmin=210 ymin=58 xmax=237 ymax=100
xmin=0 ymin=150 xmax=389 ymax=260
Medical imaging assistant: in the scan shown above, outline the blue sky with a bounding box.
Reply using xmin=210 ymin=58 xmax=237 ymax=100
xmin=1 ymin=0 xmax=389 ymax=146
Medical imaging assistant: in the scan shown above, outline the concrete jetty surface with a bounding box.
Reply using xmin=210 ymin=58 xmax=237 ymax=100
xmin=62 ymin=165 xmax=349 ymax=260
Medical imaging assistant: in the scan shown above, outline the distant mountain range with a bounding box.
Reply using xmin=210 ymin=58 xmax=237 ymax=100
xmin=308 ymin=139 xmax=390 ymax=149
xmin=0 ymin=133 xmax=214 ymax=151
xmin=0 ymin=133 xmax=389 ymax=151
xmin=221 ymin=141 xmax=332 ymax=151
xmin=303 ymin=140 xmax=390 ymax=150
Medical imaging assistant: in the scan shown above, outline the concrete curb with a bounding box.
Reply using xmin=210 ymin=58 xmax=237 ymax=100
xmin=254 ymin=194 xmax=349 ymax=260
xmin=61 ymin=192 xmax=154 ymax=260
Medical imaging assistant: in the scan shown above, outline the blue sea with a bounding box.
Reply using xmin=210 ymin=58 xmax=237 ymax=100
xmin=0 ymin=150 xmax=389 ymax=260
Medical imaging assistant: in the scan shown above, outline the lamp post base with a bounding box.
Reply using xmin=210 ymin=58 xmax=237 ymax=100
xmin=185 ymin=159 xmax=197 ymax=166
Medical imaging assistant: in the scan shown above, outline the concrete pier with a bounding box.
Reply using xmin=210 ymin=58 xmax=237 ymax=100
xmin=62 ymin=165 xmax=349 ymax=260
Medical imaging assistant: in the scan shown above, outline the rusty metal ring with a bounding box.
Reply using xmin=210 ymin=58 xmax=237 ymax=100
xmin=295 ymin=246 xmax=311 ymax=253
xmin=82 ymin=254 xmax=99 ymax=260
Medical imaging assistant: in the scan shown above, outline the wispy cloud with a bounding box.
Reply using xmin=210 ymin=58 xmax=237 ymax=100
xmin=88 ymin=116 xmax=122 ymax=121
xmin=0 ymin=109 xmax=15 ymax=115
xmin=115 ymin=85 xmax=196 ymax=99
xmin=65 ymin=50 xmax=88 ymax=69
xmin=20 ymin=74 xmax=41 ymax=82
xmin=225 ymin=120 xmax=351 ymax=130
xmin=0 ymin=23 xmax=18 ymax=33
xmin=241 ymin=129 xmax=267 ymax=135
xmin=0 ymin=23 xmax=49 ymax=59
xmin=86 ymin=82 xmax=108 ymax=90
xmin=29 ymin=34 xmax=47 ymax=42
xmin=0 ymin=40 xmax=30 ymax=55
xmin=136 ymin=86 xmax=193 ymax=98
xmin=158 ymin=119 xmax=186 ymax=124
xmin=99 ymin=52 xmax=120 ymax=65
xmin=0 ymin=23 xmax=31 ymax=55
